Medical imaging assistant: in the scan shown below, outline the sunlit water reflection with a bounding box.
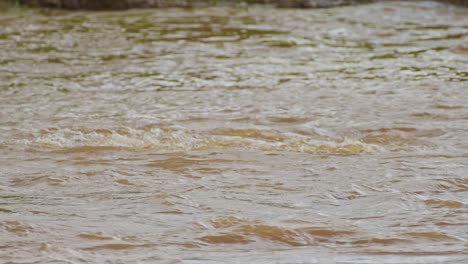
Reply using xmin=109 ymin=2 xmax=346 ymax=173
xmin=0 ymin=1 xmax=467 ymax=263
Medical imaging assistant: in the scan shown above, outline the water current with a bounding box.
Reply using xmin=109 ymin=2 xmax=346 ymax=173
xmin=0 ymin=1 xmax=467 ymax=263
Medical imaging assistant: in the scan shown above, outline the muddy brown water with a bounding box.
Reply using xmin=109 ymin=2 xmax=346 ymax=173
xmin=0 ymin=1 xmax=467 ymax=263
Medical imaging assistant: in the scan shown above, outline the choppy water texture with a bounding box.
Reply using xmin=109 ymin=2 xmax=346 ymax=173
xmin=1 ymin=1 xmax=467 ymax=263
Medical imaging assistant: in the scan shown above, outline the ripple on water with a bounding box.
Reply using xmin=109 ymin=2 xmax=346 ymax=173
xmin=200 ymin=234 xmax=252 ymax=244
xmin=198 ymin=217 xmax=364 ymax=247
xmin=82 ymin=243 xmax=154 ymax=251
xmin=17 ymin=126 xmax=379 ymax=155
xmin=78 ymin=232 xmax=114 ymax=241
xmin=11 ymin=175 xmax=66 ymax=187
xmin=424 ymin=199 xmax=466 ymax=209
xmin=0 ymin=221 xmax=34 ymax=235
xmin=1 ymin=1 xmax=467 ymax=262
xmin=145 ymin=157 xmax=229 ymax=172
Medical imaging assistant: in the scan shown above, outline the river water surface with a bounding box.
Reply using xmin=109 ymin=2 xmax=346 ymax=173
xmin=0 ymin=1 xmax=467 ymax=263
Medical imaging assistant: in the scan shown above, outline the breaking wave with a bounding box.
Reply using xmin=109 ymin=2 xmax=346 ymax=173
xmin=17 ymin=126 xmax=380 ymax=155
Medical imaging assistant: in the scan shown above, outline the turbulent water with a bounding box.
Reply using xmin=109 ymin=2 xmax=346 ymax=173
xmin=0 ymin=1 xmax=467 ymax=263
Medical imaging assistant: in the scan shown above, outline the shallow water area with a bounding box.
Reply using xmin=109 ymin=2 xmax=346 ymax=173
xmin=0 ymin=1 xmax=467 ymax=263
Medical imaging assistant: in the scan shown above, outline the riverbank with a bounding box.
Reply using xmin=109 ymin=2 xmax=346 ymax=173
xmin=8 ymin=0 xmax=468 ymax=10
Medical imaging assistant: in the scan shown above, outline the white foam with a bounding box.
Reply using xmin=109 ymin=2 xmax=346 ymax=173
xmin=22 ymin=126 xmax=380 ymax=155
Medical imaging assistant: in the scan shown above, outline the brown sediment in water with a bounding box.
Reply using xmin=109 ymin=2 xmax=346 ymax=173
xmin=1 ymin=1 xmax=467 ymax=262
xmin=200 ymin=233 xmax=253 ymax=244
xmin=404 ymin=232 xmax=457 ymax=241
xmin=209 ymin=128 xmax=286 ymax=142
xmin=78 ymin=232 xmax=114 ymax=240
xmin=82 ymin=243 xmax=154 ymax=251
xmin=0 ymin=221 xmax=34 ymax=235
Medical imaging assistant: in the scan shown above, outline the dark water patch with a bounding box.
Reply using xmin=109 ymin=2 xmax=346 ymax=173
xmin=0 ymin=208 xmax=14 ymax=213
xmin=417 ymin=33 xmax=468 ymax=41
